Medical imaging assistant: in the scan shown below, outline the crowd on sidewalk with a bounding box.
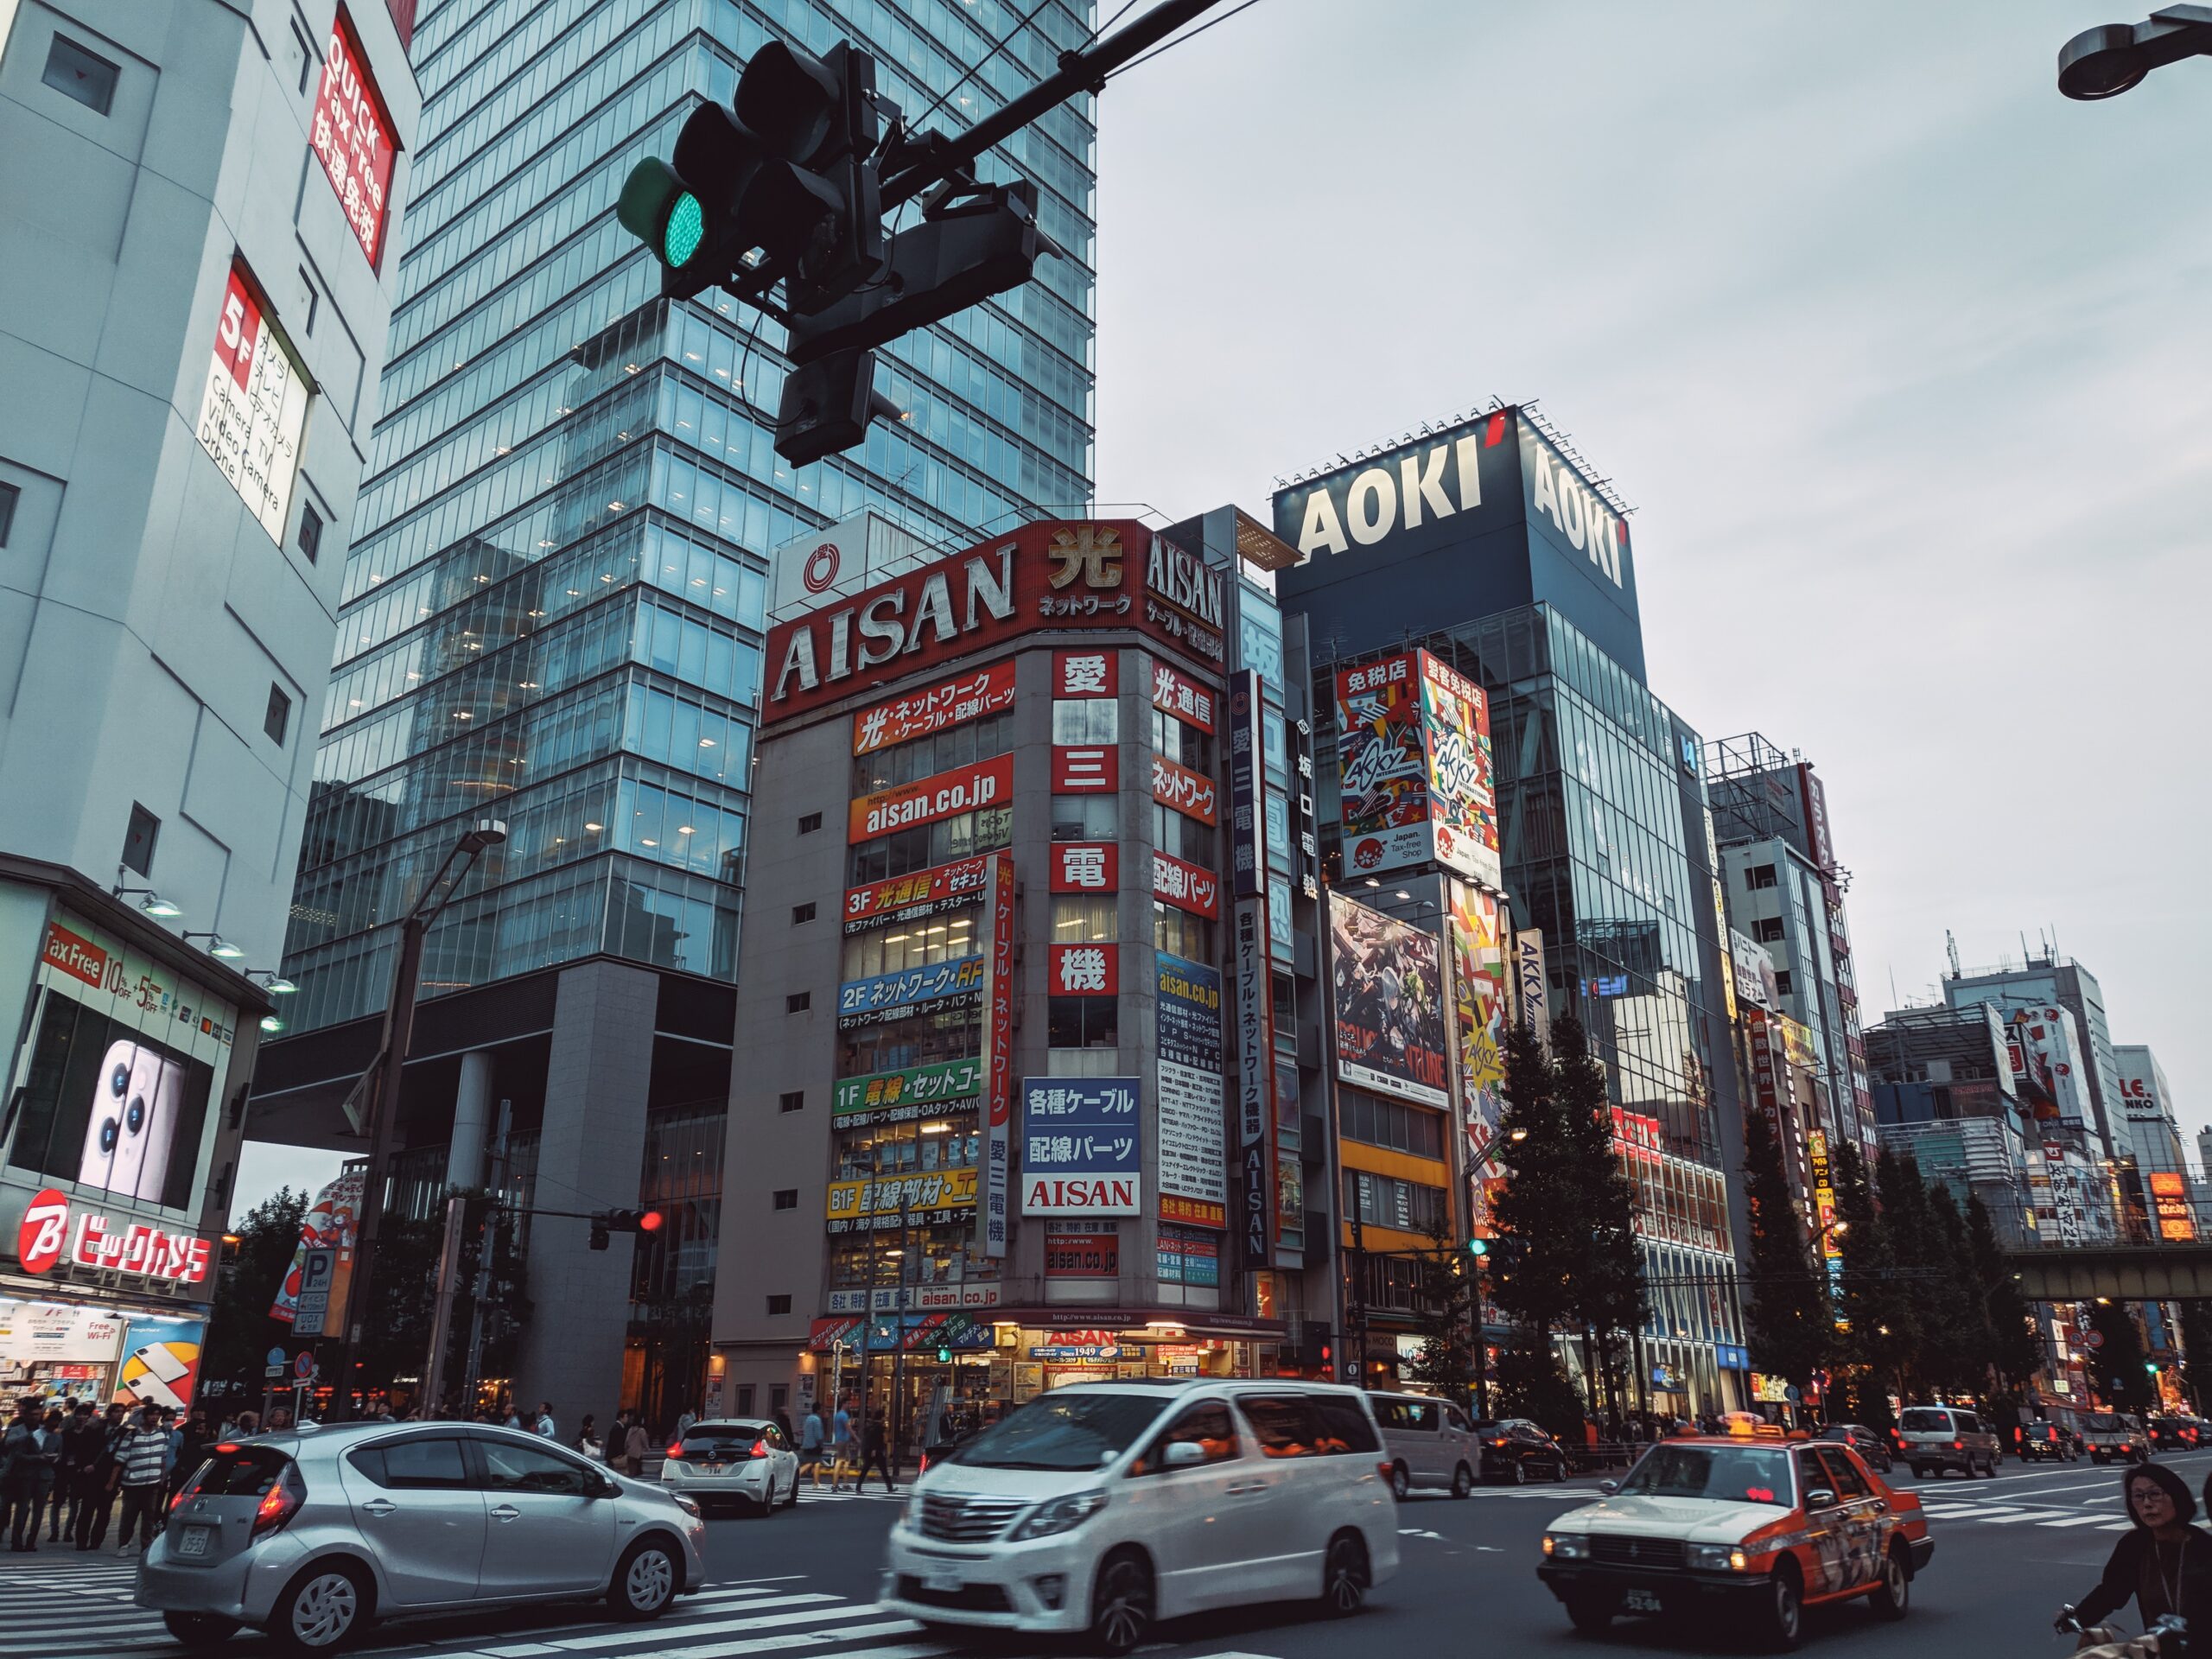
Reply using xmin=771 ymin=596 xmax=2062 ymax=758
xmin=0 ymin=1393 xmax=218 ymax=1555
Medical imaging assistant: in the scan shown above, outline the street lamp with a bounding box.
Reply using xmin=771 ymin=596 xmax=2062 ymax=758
xmin=326 ymin=819 xmax=506 ymax=1420
xmin=2058 ymin=7 xmax=2212 ymax=99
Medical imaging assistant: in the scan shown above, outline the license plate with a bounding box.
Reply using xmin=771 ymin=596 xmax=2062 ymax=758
xmin=1624 ymin=1589 xmax=1662 ymax=1614
xmin=176 ymin=1526 xmax=212 ymax=1558
xmin=704 ymin=1463 xmax=724 ymax=1473
xmin=924 ymin=1568 xmax=963 ymax=1593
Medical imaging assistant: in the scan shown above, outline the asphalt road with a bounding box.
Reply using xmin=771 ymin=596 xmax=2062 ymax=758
xmin=10 ymin=1452 xmax=2209 ymax=1658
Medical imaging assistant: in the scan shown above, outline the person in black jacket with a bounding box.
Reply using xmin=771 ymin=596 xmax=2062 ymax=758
xmin=2060 ymin=1460 xmax=2212 ymax=1652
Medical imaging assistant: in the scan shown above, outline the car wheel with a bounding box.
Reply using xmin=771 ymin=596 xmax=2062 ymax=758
xmin=1910 ymin=1465 xmax=1929 ymax=1480
xmin=608 ymin=1536 xmax=679 ymax=1621
xmin=1758 ymin=1567 xmax=1804 ymax=1652
xmin=1319 ymin=1529 xmax=1370 ymax=1618
xmin=269 ymin=1562 xmax=369 ymax=1655
xmin=1869 ymin=1544 xmax=1910 ymax=1621
xmin=785 ymin=1466 xmax=801 ymax=1507
xmin=1452 ymin=1462 xmax=1474 ymax=1499
xmin=1089 ymin=1548 xmax=1154 ymax=1656
xmin=1510 ymin=1459 xmax=1527 ymax=1485
xmin=1389 ymin=1461 xmax=1412 ymax=1501
xmin=1567 ymin=1593 xmax=1615 ymax=1634
xmin=162 ymin=1612 xmax=242 ymax=1649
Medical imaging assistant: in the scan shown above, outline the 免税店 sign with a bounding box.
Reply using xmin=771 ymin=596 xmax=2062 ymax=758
xmin=16 ymin=1189 xmax=213 ymax=1285
xmin=849 ymin=754 xmax=1010 ymax=842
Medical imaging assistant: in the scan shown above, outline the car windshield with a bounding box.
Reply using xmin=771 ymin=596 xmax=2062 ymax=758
xmin=1897 ymin=1408 xmax=1953 ymax=1433
xmin=949 ymin=1392 xmax=1170 ymax=1471
xmin=2088 ymin=1414 xmax=2122 ymax=1433
xmin=1618 ymin=1444 xmax=1793 ymax=1506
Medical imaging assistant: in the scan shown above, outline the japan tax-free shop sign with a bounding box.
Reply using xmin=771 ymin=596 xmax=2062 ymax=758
xmin=194 ymin=261 xmax=310 ymax=547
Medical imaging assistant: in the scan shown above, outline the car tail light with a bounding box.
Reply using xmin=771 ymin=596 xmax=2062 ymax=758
xmin=918 ymin=1452 xmax=931 ymax=1474
xmin=1951 ymin=1440 xmax=1963 ymax=1451
xmin=251 ymin=1465 xmax=305 ymax=1540
xmin=752 ymin=1439 xmax=768 ymax=1459
xmin=667 ymin=1442 xmax=683 ymax=1460
xmin=1376 ymin=1460 xmax=1395 ymax=1481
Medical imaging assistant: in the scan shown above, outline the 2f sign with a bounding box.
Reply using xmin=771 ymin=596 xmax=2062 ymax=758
xmin=1294 ymin=434 xmax=1484 ymax=559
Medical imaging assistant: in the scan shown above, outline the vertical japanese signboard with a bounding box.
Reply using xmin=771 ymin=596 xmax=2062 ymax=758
xmin=978 ymin=852 xmax=1015 ymax=1258
xmin=310 ymin=9 xmax=399 ymax=268
xmin=1512 ymin=928 xmax=1549 ymax=1043
xmin=195 ymin=264 xmax=308 ymax=547
xmin=1225 ymin=671 xmax=1265 ymax=898
xmin=1446 ymin=880 xmax=1510 ymax=1229
xmin=1155 ymin=954 xmax=1228 ymax=1229
xmin=1234 ymin=899 xmax=1274 ymax=1269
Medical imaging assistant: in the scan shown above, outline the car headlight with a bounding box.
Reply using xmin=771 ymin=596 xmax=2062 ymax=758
xmin=1009 ymin=1490 xmax=1107 ymax=1541
xmin=670 ymin=1492 xmax=701 ymax=1518
xmin=1542 ymin=1533 xmax=1589 ymax=1560
xmin=1687 ymin=1543 xmax=1748 ymax=1572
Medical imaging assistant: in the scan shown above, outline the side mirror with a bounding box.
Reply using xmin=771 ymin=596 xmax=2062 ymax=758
xmin=1599 ymin=1480 xmax=1618 ymax=1495
xmin=594 ymin=1472 xmax=622 ymax=1497
xmin=1161 ymin=1440 xmax=1207 ymax=1469
xmin=1807 ymin=1488 xmax=1835 ymax=1509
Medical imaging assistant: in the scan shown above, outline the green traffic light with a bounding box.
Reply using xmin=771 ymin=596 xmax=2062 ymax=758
xmin=664 ymin=192 xmax=704 ymax=267
xmin=1467 ymin=1238 xmax=1489 ymax=1257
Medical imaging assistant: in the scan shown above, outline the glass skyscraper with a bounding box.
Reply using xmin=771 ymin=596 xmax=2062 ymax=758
xmin=255 ymin=0 xmax=1098 ymax=1422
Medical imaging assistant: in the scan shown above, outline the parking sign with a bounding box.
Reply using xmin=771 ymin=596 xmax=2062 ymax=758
xmin=292 ymin=1247 xmax=336 ymax=1337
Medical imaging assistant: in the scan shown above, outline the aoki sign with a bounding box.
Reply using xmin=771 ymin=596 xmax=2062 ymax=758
xmin=15 ymin=1189 xmax=213 ymax=1285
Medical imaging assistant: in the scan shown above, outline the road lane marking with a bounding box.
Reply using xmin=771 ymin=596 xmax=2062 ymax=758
xmin=2037 ymin=1515 xmax=2120 ymax=1527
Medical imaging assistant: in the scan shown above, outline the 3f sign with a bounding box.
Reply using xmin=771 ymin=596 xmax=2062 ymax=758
xmin=1295 ymin=435 xmax=1484 ymax=558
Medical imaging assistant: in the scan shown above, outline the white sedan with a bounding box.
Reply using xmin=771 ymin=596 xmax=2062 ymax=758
xmin=659 ymin=1419 xmax=800 ymax=1514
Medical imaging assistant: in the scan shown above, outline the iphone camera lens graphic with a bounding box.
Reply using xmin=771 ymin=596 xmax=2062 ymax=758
xmin=100 ymin=1120 xmax=118 ymax=1154
xmin=127 ymin=1096 xmax=145 ymax=1135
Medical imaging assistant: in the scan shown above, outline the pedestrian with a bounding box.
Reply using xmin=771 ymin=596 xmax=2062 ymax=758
xmin=676 ymin=1404 xmax=697 ymax=1440
xmin=799 ymin=1401 xmax=825 ymax=1490
xmin=534 ymin=1401 xmax=556 ymax=1438
xmin=72 ymin=1403 xmax=127 ymax=1550
xmin=111 ymin=1408 xmax=170 ymax=1555
xmin=59 ymin=1402 xmax=101 ymax=1545
xmin=575 ymin=1414 xmax=601 ymax=1459
xmin=2 ymin=1400 xmax=59 ymax=1551
xmin=859 ymin=1410 xmax=893 ymax=1493
xmin=606 ymin=1411 xmax=629 ymax=1471
xmin=773 ymin=1407 xmax=793 ymax=1443
xmin=624 ymin=1416 xmax=648 ymax=1478
xmin=829 ymin=1394 xmax=855 ymax=1492
xmin=2057 ymin=1462 xmax=2212 ymax=1652
xmin=169 ymin=1409 xmax=209 ymax=1503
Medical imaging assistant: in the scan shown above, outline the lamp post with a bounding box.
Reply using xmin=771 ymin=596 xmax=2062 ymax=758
xmin=327 ymin=820 xmax=506 ymax=1420
xmin=2058 ymin=7 xmax=2212 ymax=98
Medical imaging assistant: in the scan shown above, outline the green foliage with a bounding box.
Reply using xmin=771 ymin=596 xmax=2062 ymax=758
xmin=203 ymin=1187 xmax=310 ymax=1387
xmin=1403 ymin=1212 xmax=1475 ymax=1400
xmin=1738 ymin=1108 xmax=1831 ymax=1389
xmin=1494 ymin=1342 xmax=1585 ymax=1440
xmin=2177 ymin=1301 xmax=2212 ymax=1414
xmin=1832 ymin=1141 xmax=1916 ymax=1413
xmin=2087 ymin=1300 xmax=2153 ymax=1414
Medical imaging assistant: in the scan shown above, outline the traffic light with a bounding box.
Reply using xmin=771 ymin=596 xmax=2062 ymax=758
xmin=618 ymin=41 xmax=880 ymax=306
xmin=936 ymin=1344 xmax=953 ymax=1364
xmin=1299 ymin=1323 xmax=1334 ymax=1373
xmin=1467 ymin=1237 xmax=1490 ymax=1259
xmin=588 ymin=1209 xmax=664 ymax=1251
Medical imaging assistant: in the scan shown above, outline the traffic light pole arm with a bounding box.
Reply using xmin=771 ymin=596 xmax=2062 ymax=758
xmin=878 ymin=0 xmax=1224 ymax=208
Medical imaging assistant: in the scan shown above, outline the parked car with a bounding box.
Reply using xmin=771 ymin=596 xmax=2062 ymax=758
xmin=659 ymin=1417 xmax=800 ymax=1514
xmin=1815 ymin=1423 xmax=1894 ymax=1473
xmin=2085 ymin=1412 xmax=2150 ymax=1465
xmin=2149 ymin=1415 xmax=2200 ymax=1453
xmin=1537 ymin=1436 xmax=1934 ymax=1649
xmin=138 ymin=1421 xmax=707 ymax=1653
xmin=1368 ymin=1392 xmax=1481 ymax=1499
xmin=1896 ymin=1404 xmax=2002 ymax=1479
xmin=878 ymin=1379 xmax=1399 ymax=1655
xmin=1472 ymin=1418 xmax=1571 ymax=1484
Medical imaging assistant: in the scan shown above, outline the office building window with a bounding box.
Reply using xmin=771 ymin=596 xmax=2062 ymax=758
xmin=1048 ymin=996 xmax=1119 ymax=1050
xmin=772 ymin=1189 xmax=797 ymax=1211
xmin=785 ymin=991 xmax=810 ymax=1013
xmin=798 ymin=811 xmax=823 ymax=834
xmin=1746 ymin=864 xmax=1779 ymax=890
xmin=43 ymin=35 xmax=118 ymax=114
xmin=1052 ymin=896 xmax=1116 ymax=945
xmin=1051 ymin=795 xmax=1117 ymax=842
xmin=298 ymin=501 xmax=323 ymax=563
xmin=1052 ymin=699 xmax=1117 ymax=745
xmin=1775 ymin=970 xmax=1795 ymax=996
xmin=791 ymin=902 xmax=816 ymax=925
xmin=766 ymin=1294 xmax=791 ymax=1315
xmin=1339 ymin=1093 xmax=1446 ymax=1159
xmin=1153 ymin=902 xmax=1212 ymax=963
xmin=779 ymin=1090 xmax=804 ymax=1113
xmin=0 ymin=482 xmax=18 ymax=547
xmin=122 ymin=804 xmax=159 ymax=877
xmin=264 ymin=684 xmax=292 ymax=746
xmin=1753 ymin=916 xmax=1784 ymax=944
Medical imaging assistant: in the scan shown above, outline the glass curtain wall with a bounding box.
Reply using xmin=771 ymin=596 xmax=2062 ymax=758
xmin=282 ymin=0 xmax=1100 ymax=1029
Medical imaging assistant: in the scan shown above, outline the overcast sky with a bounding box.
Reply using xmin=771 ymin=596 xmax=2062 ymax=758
xmin=1091 ymin=0 xmax=2212 ymax=1144
xmin=232 ymin=0 xmax=2212 ymax=1220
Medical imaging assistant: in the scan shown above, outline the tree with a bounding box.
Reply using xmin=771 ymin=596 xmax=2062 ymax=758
xmin=1550 ymin=1014 xmax=1644 ymax=1423
xmin=1489 ymin=1019 xmax=1585 ymax=1433
xmin=1738 ymin=1107 xmax=1831 ymax=1391
xmin=1964 ymin=1192 xmax=2042 ymax=1391
xmin=2087 ymin=1300 xmax=2154 ymax=1414
xmin=1404 ymin=1211 xmax=1476 ymax=1402
xmin=203 ymin=1187 xmax=310 ymax=1389
xmin=1831 ymin=1141 xmax=1912 ymax=1430
xmin=2177 ymin=1301 xmax=2212 ymax=1415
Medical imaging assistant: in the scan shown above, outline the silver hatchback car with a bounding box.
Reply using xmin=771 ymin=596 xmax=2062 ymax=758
xmin=137 ymin=1421 xmax=708 ymax=1653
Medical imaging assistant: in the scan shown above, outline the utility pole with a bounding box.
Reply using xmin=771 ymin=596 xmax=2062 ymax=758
xmin=327 ymin=821 xmax=506 ymax=1421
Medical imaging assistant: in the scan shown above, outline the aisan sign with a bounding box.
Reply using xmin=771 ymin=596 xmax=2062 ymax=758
xmin=765 ymin=521 xmax=1224 ymax=722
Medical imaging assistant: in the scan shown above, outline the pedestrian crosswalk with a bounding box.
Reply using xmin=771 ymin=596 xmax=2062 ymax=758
xmin=1916 ymin=1497 xmax=2133 ymax=1532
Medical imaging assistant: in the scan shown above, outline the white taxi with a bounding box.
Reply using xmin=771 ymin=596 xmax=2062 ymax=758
xmin=1536 ymin=1436 xmax=1933 ymax=1649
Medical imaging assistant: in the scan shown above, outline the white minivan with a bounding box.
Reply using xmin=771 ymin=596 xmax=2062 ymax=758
xmin=879 ymin=1378 xmax=1400 ymax=1654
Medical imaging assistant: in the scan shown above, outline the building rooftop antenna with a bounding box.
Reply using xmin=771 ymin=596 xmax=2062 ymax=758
xmin=1945 ymin=930 xmax=1961 ymax=979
